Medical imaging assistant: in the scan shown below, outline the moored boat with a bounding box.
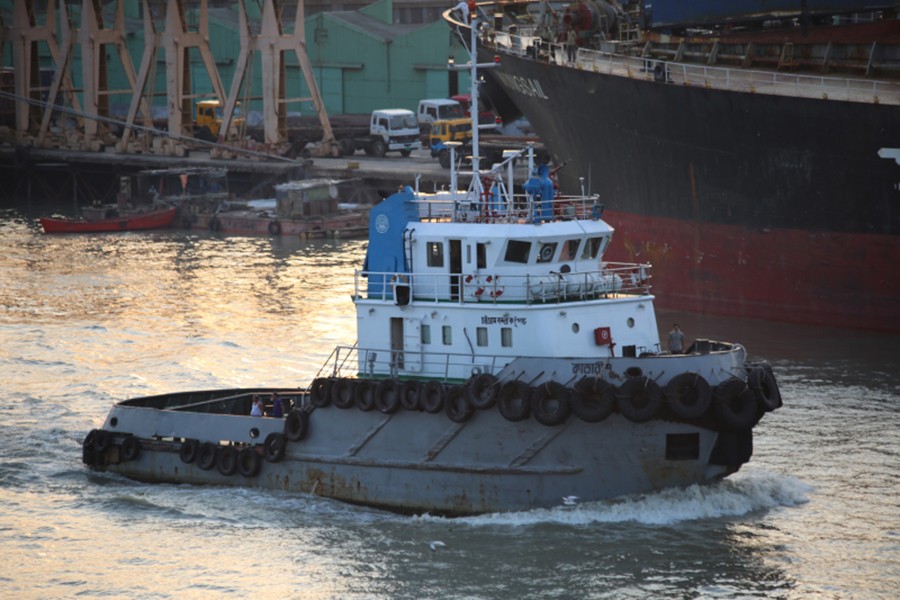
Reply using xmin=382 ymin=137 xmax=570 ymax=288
xmin=81 ymin=12 xmax=782 ymax=515
xmin=40 ymin=206 xmax=177 ymax=234
xmin=446 ymin=1 xmax=900 ymax=333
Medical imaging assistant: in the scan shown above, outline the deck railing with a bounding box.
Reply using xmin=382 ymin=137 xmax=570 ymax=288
xmin=355 ymin=261 xmax=651 ymax=305
xmin=489 ymin=31 xmax=900 ymax=105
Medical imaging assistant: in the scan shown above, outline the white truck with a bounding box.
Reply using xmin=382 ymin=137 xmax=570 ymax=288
xmin=416 ymin=98 xmax=465 ymax=132
xmin=338 ymin=109 xmax=422 ymax=157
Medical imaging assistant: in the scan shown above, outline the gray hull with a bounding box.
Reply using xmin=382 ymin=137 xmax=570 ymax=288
xmin=86 ymin=386 xmax=750 ymax=515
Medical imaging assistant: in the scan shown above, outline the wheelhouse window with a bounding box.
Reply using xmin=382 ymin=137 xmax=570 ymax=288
xmin=582 ymin=236 xmax=604 ymax=260
xmin=504 ymin=240 xmax=531 ymax=264
xmin=537 ymin=242 xmax=557 ymax=263
xmin=476 ymin=327 xmax=488 ymax=347
xmin=560 ymin=239 xmax=580 ymax=261
xmin=477 ymin=243 xmax=487 ymax=269
xmin=427 ymin=242 xmax=444 ymax=267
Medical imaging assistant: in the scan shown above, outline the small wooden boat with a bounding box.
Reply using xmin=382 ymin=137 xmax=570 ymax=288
xmin=39 ymin=206 xmax=178 ymax=234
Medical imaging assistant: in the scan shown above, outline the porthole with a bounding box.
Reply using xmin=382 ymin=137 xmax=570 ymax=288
xmin=571 ymin=323 xmax=580 ymax=333
xmin=109 ymin=417 xmax=118 ymax=428
xmin=249 ymin=427 xmax=260 ymax=439
xmin=627 ymin=317 xmax=635 ymax=328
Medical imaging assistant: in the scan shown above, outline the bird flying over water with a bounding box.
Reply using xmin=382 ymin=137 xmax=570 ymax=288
xmin=429 ymin=540 xmax=446 ymax=552
xmin=562 ymin=495 xmax=580 ymax=506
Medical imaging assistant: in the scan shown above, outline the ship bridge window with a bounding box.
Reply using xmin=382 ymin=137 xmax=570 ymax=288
xmin=501 ymin=327 xmax=512 ymax=347
xmin=504 ymin=240 xmax=532 ymax=264
xmin=582 ymin=236 xmax=604 ymax=260
xmin=476 ymin=327 xmax=488 ymax=347
xmin=537 ymin=242 xmax=557 ymax=263
xmin=477 ymin=243 xmax=487 ymax=269
xmin=427 ymin=242 xmax=444 ymax=267
xmin=560 ymin=239 xmax=580 ymax=261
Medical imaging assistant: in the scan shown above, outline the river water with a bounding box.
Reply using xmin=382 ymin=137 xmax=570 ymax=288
xmin=1 ymin=205 xmax=897 ymax=599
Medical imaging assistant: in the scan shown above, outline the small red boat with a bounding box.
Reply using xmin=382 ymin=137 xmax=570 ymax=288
xmin=39 ymin=207 xmax=178 ymax=234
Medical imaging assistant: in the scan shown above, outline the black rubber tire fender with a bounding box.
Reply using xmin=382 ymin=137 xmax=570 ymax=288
xmin=263 ymin=432 xmax=287 ymax=462
xmin=197 ymin=442 xmax=218 ymax=471
xmin=748 ymin=365 xmax=782 ymax=412
xmin=284 ymin=409 xmax=309 ymax=442
xmin=571 ymin=377 xmax=616 ymax=423
xmin=93 ymin=429 xmax=112 ymax=452
xmin=498 ymin=380 xmax=531 ymax=422
xmin=180 ymin=438 xmax=200 ymax=464
xmin=420 ymin=380 xmax=445 ymax=413
xmin=121 ymin=436 xmax=141 ymax=462
xmin=465 ymin=373 xmax=500 ymax=410
xmin=400 ymin=380 xmax=420 ymax=411
xmin=354 ymin=379 xmax=376 ymax=411
xmin=309 ymin=377 xmax=332 ymax=408
xmin=375 ymin=379 xmax=402 ymax=414
xmin=616 ymin=376 xmax=663 ymax=423
xmin=713 ymin=378 xmax=760 ymax=431
xmin=445 ymin=385 xmax=474 ymax=423
xmin=238 ymin=447 xmax=262 ymax=477
xmin=331 ymin=378 xmax=357 ymax=409
xmin=267 ymin=220 xmax=282 ymax=236
xmin=217 ymin=446 xmax=239 ymax=476
xmin=665 ymin=372 xmax=712 ymax=420
xmin=531 ymin=381 xmax=572 ymax=426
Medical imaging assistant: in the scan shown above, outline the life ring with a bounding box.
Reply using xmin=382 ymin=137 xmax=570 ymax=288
xmin=616 ymin=376 xmax=663 ymax=423
xmin=217 ymin=446 xmax=239 ymax=476
xmin=375 ymin=379 xmax=402 ymax=414
xmin=354 ymin=379 xmax=376 ymax=411
xmin=309 ymin=377 xmax=332 ymax=408
xmin=464 ymin=373 xmax=499 ymax=410
xmin=713 ymin=378 xmax=760 ymax=431
xmin=197 ymin=442 xmax=218 ymax=470
xmin=571 ymin=377 xmax=616 ymax=423
xmin=531 ymin=381 xmax=571 ymax=426
xmin=665 ymin=372 xmax=712 ymax=420
xmin=268 ymin=220 xmax=282 ymax=236
xmin=748 ymin=366 xmax=782 ymax=412
xmin=498 ymin=380 xmax=531 ymax=422
xmin=331 ymin=378 xmax=357 ymax=409
xmin=263 ymin=432 xmax=287 ymax=462
xmin=445 ymin=385 xmax=474 ymax=423
xmin=209 ymin=217 xmax=222 ymax=232
xmin=180 ymin=438 xmax=200 ymax=464
xmin=284 ymin=409 xmax=309 ymax=442
xmin=238 ymin=447 xmax=261 ymax=477
xmin=121 ymin=436 xmax=141 ymax=462
xmin=420 ymin=380 xmax=445 ymax=413
xmin=400 ymin=381 xmax=420 ymax=411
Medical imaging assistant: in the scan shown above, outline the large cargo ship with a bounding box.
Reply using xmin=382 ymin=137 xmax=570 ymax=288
xmin=447 ymin=1 xmax=900 ymax=332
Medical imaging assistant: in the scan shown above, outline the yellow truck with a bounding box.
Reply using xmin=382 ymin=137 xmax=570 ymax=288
xmin=194 ymin=100 xmax=243 ymax=141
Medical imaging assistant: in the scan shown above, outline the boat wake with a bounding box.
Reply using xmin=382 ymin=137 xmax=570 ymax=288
xmin=427 ymin=471 xmax=811 ymax=527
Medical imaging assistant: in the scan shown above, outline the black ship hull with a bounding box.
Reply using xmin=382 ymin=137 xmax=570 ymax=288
xmin=478 ymin=48 xmax=900 ymax=332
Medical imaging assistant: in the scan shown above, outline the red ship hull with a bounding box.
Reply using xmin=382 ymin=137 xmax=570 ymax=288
xmin=606 ymin=209 xmax=900 ymax=332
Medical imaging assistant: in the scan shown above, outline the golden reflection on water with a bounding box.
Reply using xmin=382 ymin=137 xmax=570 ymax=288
xmin=0 ymin=231 xmax=367 ymax=392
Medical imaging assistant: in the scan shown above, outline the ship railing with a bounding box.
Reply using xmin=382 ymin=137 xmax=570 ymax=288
xmin=414 ymin=192 xmax=604 ymax=224
xmin=355 ymin=262 xmax=651 ymax=305
xmin=320 ymin=344 xmax=513 ymax=383
xmin=490 ymin=31 xmax=898 ymax=106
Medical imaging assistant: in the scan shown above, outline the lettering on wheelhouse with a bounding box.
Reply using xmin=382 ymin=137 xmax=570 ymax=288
xmin=480 ymin=315 xmax=527 ymax=326
xmin=494 ymin=72 xmax=550 ymax=100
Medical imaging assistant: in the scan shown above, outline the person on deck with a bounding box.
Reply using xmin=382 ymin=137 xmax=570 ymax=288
xmin=250 ymin=395 xmax=265 ymax=417
xmin=667 ymin=323 xmax=685 ymax=354
xmin=271 ymin=393 xmax=284 ymax=418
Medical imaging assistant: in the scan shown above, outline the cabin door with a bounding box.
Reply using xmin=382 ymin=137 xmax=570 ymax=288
xmin=449 ymin=239 xmax=462 ymax=301
xmin=390 ymin=317 xmax=422 ymax=373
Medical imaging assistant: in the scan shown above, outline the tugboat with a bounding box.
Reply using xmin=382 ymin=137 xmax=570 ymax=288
xmin=81 ymin=9 xmax=782 ymax=516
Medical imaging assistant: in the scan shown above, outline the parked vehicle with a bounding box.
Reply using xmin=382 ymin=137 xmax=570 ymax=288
xmin=416 ymin=98 xmax=465 ymax=131
xmin=339 ymin=109 xmax=422 ymax=157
